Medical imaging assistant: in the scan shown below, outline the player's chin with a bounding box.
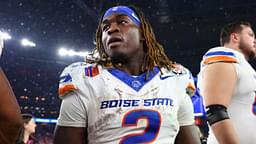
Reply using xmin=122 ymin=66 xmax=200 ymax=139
xmin=110 ymin=51 xmax=128 ymax=64
xmin=108 ymin=42 xmax=123 ymax=50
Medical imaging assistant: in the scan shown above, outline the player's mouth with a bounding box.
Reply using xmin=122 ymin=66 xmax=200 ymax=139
xmin=107 ymin=37 xmax=123 ymax=47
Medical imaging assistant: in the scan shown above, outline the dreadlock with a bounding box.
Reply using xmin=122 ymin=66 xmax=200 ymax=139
xmin=89 ymin=5 xmax=175 ymax=77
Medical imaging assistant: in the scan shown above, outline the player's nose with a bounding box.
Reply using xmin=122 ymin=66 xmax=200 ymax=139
xmin=107 ymin=23 xmax=120 ymax=35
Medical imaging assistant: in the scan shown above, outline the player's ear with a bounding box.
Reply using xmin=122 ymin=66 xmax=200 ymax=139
xmin=230 ymin=33 xmax=239 ymax=43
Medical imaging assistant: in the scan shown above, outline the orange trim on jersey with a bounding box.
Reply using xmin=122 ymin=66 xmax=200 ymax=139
xmin=58 ymin=84 xmax=76 ymax=96
xmin=186 ymin=82 xmax=196 ymax=96
xmin=203 ymin=55 xmax=237 ymax=64
xmin=187 ymin=82 xmax=196 ymax=91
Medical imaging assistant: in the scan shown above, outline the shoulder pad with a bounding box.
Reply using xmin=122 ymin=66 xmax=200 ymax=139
xmin=58 ymin=62 xmax=86 ymax=97
xmin=160 ymin=63 xmax=188 ymax=78
xmin=171 ymin=63 xmax=187 ymax=75
xmin=67 ymin=62 xmax=87 ymax=69
xmin=58 ymin=62 xmax=101 ymax=98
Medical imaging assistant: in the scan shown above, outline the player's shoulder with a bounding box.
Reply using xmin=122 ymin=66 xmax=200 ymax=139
xmin=61 ymin=62 xmax=102 ymax=77
xmin=58 ymin=62 xmax=102 ymax=97
xmin=61 ymin=62 xmax=90 ymax=73
xmin=161 ymin=63 xmax=190 ymax=76
xmin=160 ymin=63 xmax=192 ymax=81
xmin=171 ymin=64 xmax=195 ymax=96
xmin=202 ymin=47 xmax=239 ymax=65
xmin=161 ymin=63 xmax=195 ymax=96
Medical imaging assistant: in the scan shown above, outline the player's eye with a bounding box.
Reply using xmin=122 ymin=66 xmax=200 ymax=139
xmin=102 ymin=24 xmax=110 ymax=31
xmin=119 ymin=19 xmax=128 ymax=25
xmin=249 ymin=33 xmax=255 ymax=38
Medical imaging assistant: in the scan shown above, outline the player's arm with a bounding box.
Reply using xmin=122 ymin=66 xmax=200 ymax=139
xmin=0 ymin=69 xmax=22 ymax=144
xmin=54 ymin=66 xmax=87 ymax=144
xmin=54 ymin=63 xmax=89 ymax=144
xmin=53 ymin=91 xmax=88 ymax=144
xmin=54 ymin=126 xmax=87 ymax=144
xmin=202 ymin=62 xmax=239 ymax=143
xmin=175 ymin=84 xmax=201 ymax=144
xmin=53 ymin=93 xmax=88 ymax=144
xmin=0 ymin=34 xmax=22 ymax=144
xmin=175 ymin=124 xmax=201 ymax=144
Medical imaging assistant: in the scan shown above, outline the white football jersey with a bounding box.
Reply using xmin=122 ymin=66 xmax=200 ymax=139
xmin=198 ymin=47 xmax=256 ymax=144
xmin=57 ymin=62 xmax=195 ymax=144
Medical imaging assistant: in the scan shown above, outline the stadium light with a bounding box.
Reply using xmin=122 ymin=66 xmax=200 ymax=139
xmin=0 ymin=31 xmax=12 ymax=40
xmin=67 ymin=49 xmax=76 ymax=56
xmin=77 ymin=51 xmax=89 ymax=57
xmin=58 ymin=48 xmax=68 ymax=56
xmin=58 ymin=47 xmax=89 ymax=57
xmin=21 ymin=38 xmax=36 ymax=47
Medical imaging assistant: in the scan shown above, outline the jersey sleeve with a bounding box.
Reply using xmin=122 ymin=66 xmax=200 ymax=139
xmin=198 ymin=47 xmax=239 ymax=90
xmin=201 ymin=47 xmax=238 ymax=66
xmin=57 ymin=62 xmax=89 ymax=127
xmin=172 ymin=64 xmax=195 ymax=126
xmin=57 ymin=92 xmax=87 ymax=127
xmin=177 ymin=93 xmax=195 ymax=126
xmin=58 ymin=62 xmax=84 ymax=97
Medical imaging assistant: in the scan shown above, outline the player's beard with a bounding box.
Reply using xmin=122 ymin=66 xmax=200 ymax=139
xmin=239 ymin=40 xmax=256 ymax=60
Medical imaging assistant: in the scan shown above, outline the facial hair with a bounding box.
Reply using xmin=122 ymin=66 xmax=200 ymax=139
xmin=239 ymin=40 xmax=256 ymax=60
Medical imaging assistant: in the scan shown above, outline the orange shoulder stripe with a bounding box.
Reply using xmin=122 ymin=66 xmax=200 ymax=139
xmin=203 ymin=56 xmax=237 ymax=64
xmin=58 ymin=84 xmax=76 ymax=96
xmin=187 ymin=82 xmax=196 ymax=91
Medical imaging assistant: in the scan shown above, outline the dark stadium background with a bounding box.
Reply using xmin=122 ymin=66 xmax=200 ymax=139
xmin=1 ymin=0 xmax=256 ymax=142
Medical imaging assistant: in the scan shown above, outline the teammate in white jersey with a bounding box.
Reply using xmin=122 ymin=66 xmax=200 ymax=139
xmin=198 ymin=21 xmax=256 ymax=143
xmin=54 ymin=5 xmax=200 ymax=144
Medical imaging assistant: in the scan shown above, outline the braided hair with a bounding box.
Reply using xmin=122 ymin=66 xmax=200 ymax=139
xmin=88 ymin=5 xmax=175 ymax=78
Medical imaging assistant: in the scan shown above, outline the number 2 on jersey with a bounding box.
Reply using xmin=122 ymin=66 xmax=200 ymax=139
xmin=120 ymin=109 xmax=161 ymax=144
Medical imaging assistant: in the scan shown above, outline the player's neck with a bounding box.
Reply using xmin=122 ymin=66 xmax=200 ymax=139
xmin=224 ymin=43 xmax=241 ymax=52
xmin=116 ymin=63 xmax=144 ymax=76
xmin=116 ymin=51 xmax=145 ymax=75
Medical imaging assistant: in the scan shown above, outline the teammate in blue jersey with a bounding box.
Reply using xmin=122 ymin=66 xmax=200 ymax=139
xmin=198 ymin=21 xmax=256 ymax=143
xmin=54 ymin=5 xmax=200 ymax=144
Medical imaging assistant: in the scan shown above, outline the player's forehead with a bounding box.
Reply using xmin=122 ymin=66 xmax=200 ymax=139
xmin=241 ymin=24 xmax=251 ymax=31
xmin=241 ymin=25 xmax=255 ymax=35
